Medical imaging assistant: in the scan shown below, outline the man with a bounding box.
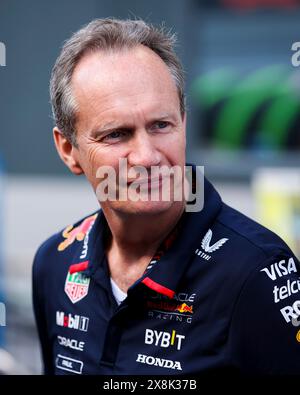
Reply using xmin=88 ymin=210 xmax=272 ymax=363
xmin=33 ymin=18 xmax=300 ymax=375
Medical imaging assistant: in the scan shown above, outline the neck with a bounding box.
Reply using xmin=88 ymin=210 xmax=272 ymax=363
xmin=103 ymin=201 xmax=185 ymax=262
xmin=102 ymin=202 xmax=185 ymax=293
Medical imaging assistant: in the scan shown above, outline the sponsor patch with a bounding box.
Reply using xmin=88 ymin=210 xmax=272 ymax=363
xmin=65 ymin=270 xmax=90 ymax=304
xmin=260 ymin=257 xmax=297 ymax=281
xmin=147 ymin=300 xmax=193 ymax=314
xmin=145 ymin=329 xmax=185 ymax=350
xmin=58 ymin=214 xmax=97 ymax=252
xmin=56 ymin=354 xmax=83 ymax=374
xmin=273 ymin=278 xmax=300 ymax=303
xmin=136 ymin=353 xmax=182 ymax=370
xmin=56 ymin=311 xmax=89 ymax=332
xmin=147 ymin=301 xmax=193 ymax=324
xmin=280 ymin=300 xmax=300 ymax=323
xmin=195 ymin=229 xmax=228 ymax=261
xmin=57 ymin=335 xmax=85 ymax=351
xmin=146 ymin=291 xmax=195 ymax=324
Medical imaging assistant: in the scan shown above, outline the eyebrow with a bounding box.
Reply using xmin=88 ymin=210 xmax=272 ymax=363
xmin=90 ymin=113 xmax=177 ymax=137
xmin=90 ymin=122 xmax=122 ymax=138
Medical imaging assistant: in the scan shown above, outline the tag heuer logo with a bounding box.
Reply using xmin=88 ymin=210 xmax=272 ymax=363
xmin=65 ymin=271 xmax=90 ymax=304
xmin=195 ymin=229 xmax=228 ymax=261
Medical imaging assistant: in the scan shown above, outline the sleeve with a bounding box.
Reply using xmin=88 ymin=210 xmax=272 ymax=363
xmin=32 ymin=246 xmax=54 ymax=375
xmin=228 ymin=251 xmax=300 ymax=375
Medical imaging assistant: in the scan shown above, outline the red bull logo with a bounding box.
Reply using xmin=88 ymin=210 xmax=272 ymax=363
xmin=175 ymin=303 xmax=193 ymax=314
xmin=147 ymin=300 xmax=193 ymax=315
xmin=58 ymin=214 xmax=97 ymax=252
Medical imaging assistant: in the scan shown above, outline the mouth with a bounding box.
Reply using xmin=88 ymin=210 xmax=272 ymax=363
xmin=127 ymin=176 xmax=163 ymax=188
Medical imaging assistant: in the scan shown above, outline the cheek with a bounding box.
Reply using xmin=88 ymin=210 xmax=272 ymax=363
xmin=162 ymin=132 xmax=186 ymax=163
xmin=81 ymin=144 xmax=124 ymax=187
xmin=77 ymin=145 xmax=104 ymax=185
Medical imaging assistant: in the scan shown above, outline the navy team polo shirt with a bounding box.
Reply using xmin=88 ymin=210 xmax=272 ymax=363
xmin=32 ymin=176 xmax=300 ymax=375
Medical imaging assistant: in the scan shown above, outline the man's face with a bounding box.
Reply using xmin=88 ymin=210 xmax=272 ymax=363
xmin=69 ymin=45 xmax=186 ymax=215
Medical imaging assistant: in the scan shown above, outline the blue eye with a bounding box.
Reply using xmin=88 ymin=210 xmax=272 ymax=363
xmin=156 ymin=121 xmax=168 ymax=129
xmin=108 ymin=131 xmax=122 ymax=138
xmin=102 ymin=130 xmax=127 ymax=141
xmin=152 ymin=121 xmax=170 ymax=130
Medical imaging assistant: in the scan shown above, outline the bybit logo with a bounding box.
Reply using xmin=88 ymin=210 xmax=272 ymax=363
xmin=0 ymin=42 xmax=6 ymax=67
xmin=145 ymin=329 xmax=185 ymax=350
xmin=0 ymin=302 xmax=6 ymax=326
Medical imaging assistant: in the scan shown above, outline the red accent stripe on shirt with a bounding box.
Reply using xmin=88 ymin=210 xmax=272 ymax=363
xmin=69 ymin=261 xmax=89 ymax=274
xmin=142 ymin=277 xmax=175 ymax=299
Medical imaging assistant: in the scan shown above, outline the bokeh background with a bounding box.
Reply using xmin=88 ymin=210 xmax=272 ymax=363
xmin=0 ymin=0 xmax=299 ymax=374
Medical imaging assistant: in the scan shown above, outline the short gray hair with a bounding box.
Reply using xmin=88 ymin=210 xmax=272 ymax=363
xmin=50 ymin=18 xmax=185 ymax=146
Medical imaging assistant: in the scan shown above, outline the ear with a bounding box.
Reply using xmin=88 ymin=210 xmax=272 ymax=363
xmin=53 ymin=127 xmax=83 ymax=175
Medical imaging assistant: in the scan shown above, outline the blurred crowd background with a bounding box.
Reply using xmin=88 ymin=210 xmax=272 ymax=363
xmin=0 ymin=0 xmax=299 ymax=374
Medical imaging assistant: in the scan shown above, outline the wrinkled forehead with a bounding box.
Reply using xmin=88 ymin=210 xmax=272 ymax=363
xmin=71 ymin=45 xmax=180 ymax=116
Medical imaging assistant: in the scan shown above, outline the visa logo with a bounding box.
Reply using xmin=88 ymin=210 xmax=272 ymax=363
xmin=260 ymin=258 xmax=297 ymax=281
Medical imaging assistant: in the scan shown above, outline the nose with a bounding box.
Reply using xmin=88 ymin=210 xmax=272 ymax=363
xmin=127 ymin=129 xmax=162 ymax=168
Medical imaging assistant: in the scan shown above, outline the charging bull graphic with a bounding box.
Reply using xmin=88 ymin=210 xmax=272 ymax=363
xmin=58 ymin=214 xmax=98 ymax=252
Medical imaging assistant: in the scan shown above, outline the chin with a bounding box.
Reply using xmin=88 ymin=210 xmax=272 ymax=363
xmin=108 ymin=199 xmax=177 ymax=217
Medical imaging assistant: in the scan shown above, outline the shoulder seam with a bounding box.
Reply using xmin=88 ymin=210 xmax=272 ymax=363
xmin=215 ymin=216 xmax=281 ymax=260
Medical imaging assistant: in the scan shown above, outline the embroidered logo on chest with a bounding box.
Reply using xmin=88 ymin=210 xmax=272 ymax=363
xmin=65 ymin=271 xmax=90 ymax=303
xmin=195 ymin=229 xmax=228 ymax=261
